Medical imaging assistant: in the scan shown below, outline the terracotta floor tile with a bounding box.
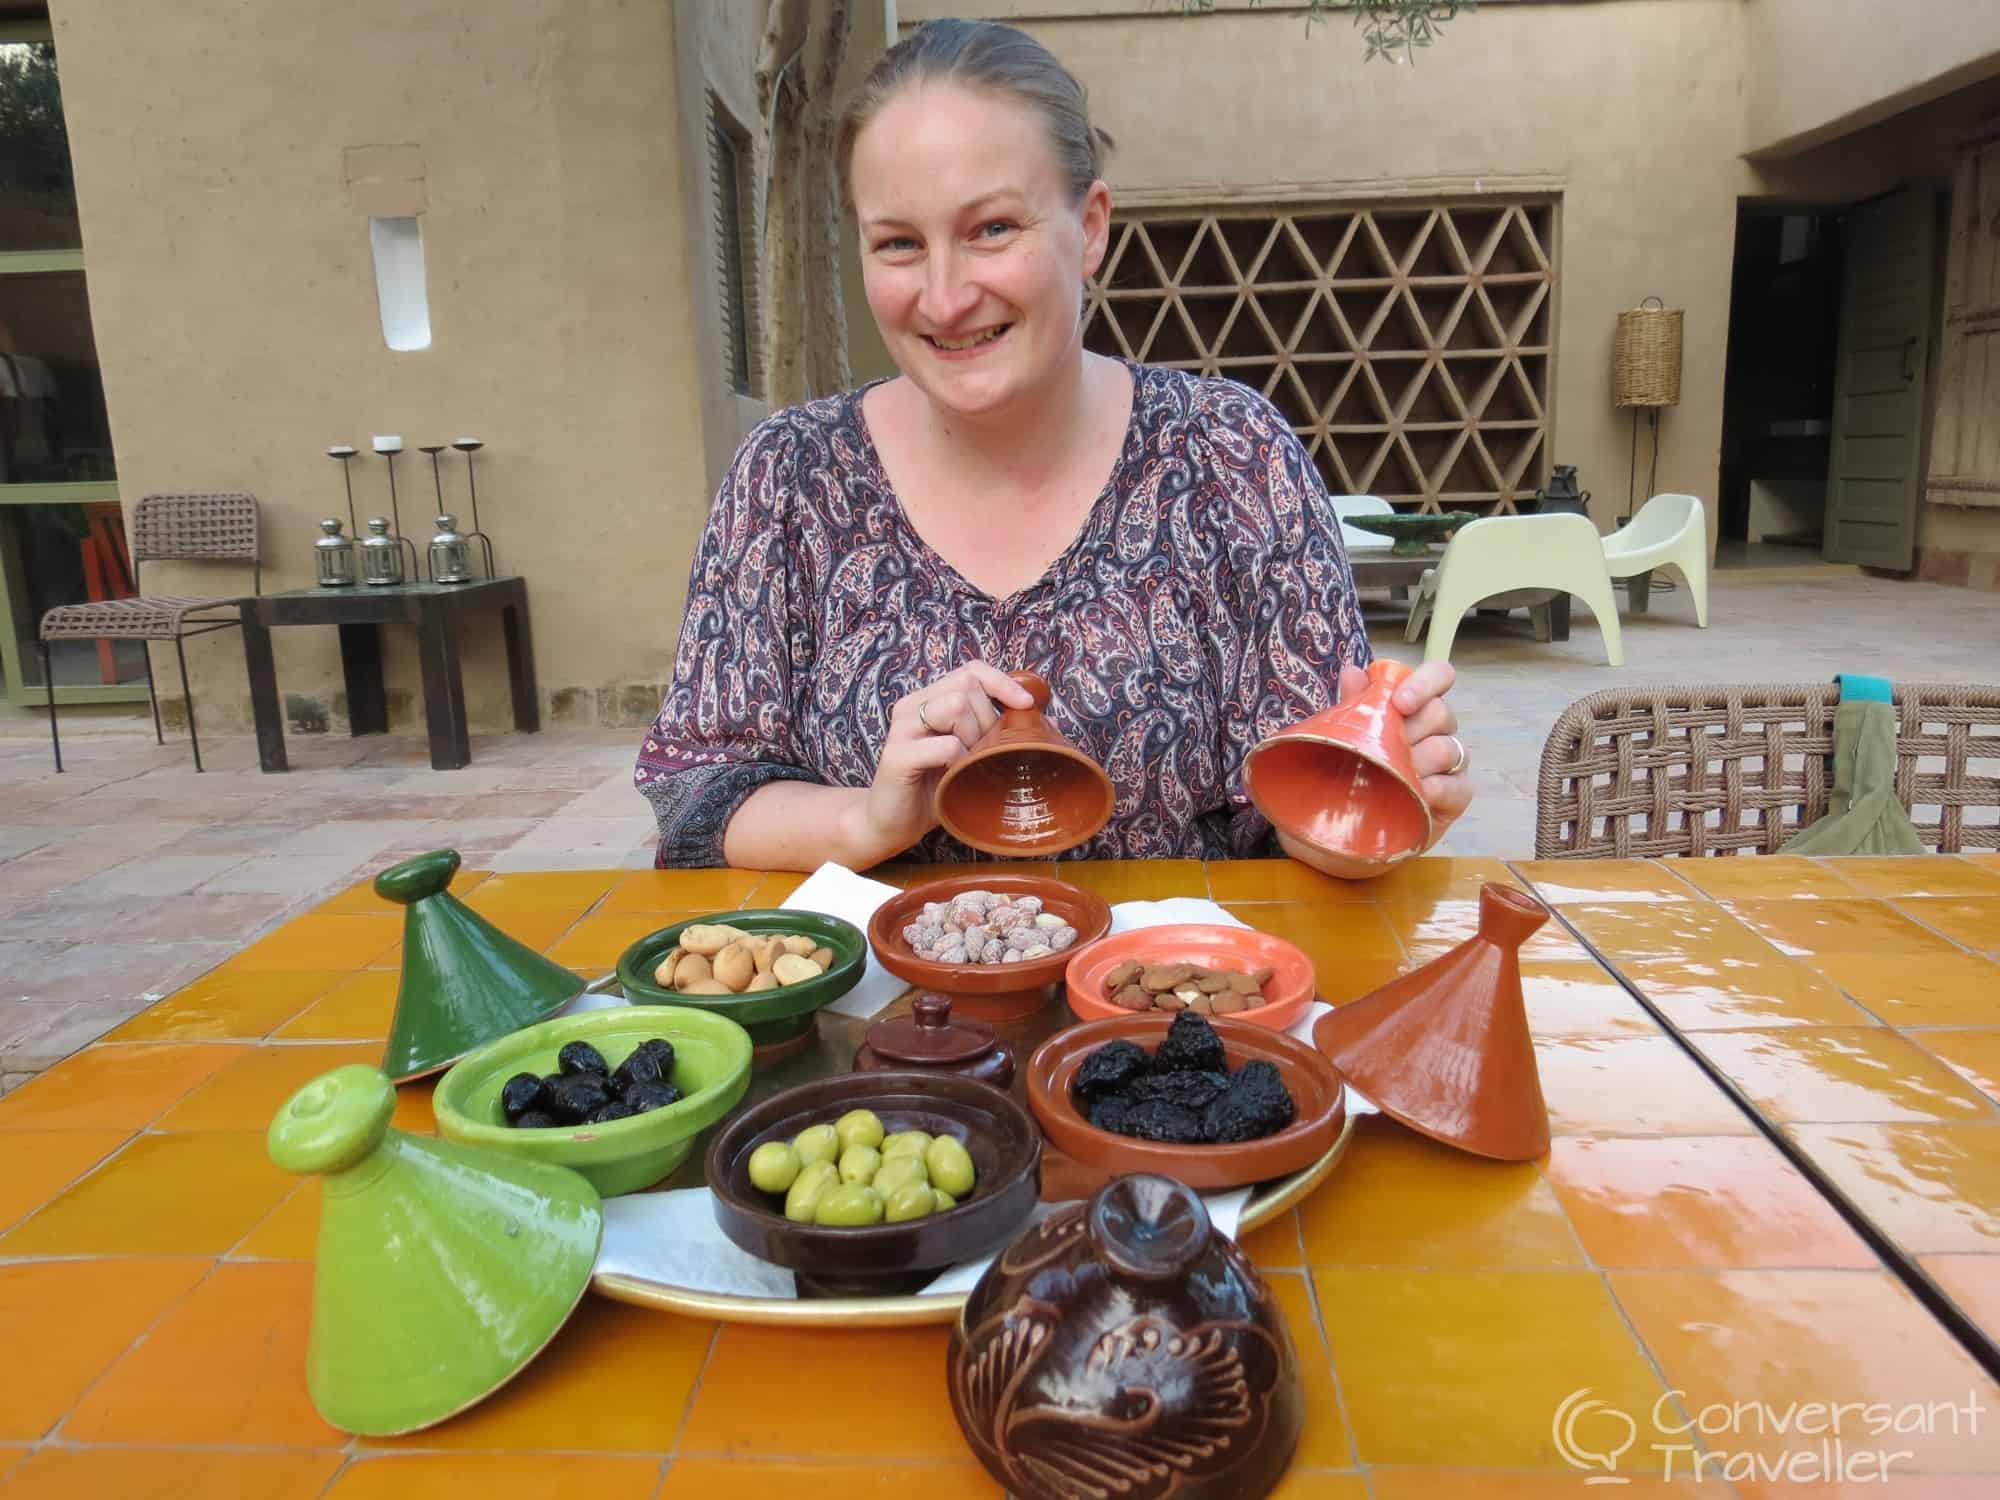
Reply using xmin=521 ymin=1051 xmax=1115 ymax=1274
xmin=314 ymin=868 xmax=490 ymax=915
xmin=1607 ymin=1268 xmax=2000 ymax=1471
xmin=1206 ymin=858 xmax=1375 ymax=904
xmin=0 ymin=1258 xmax=210 ymax=1440
xmin=1545 ymin=1136 xmax=1875 ymax=1269
xmin=1059 ymin=859 xmax=1210 ymax=904
xmin=1894 ymin=898 xmax=2000 ymax=953
xmin=1520 ymin=961 xmax=1663 ymax=1039
xmin=1299 ymin=1117 xmax=1584 ymax=1267
xmin=680 ymin=1322 xmax=963 ymax=1458
xmin=1536 ymin=1036 xmax=1758 ymax=1137
xmin=231 ymin=1178 xmax=321 ymax=1259
xmin=155 ymin=1044 xmax=433 ymax=1133
xmin=0 ymin=1131 xmax=293 ymax=1256
xmin=270 ymin=971 xmax=400 ymax=1041
xmin=655 ymin=1460 xmax=1001 ymax=1499
xmin=104 ymin=970 xmax=342 ymax=1042
xmin=1618 ymin=956 xmax=1876 ymax=1030
xmin=1922 ymin=1029 xmax=2000 ymax=1104
xmin=1827 ymin=856 xmax=2000 ymax=899
xmin=1672 ymin=855 xmax=1868 ymax=901
xmin=1693 ymin=1028 xmax=2000 ymax=1124
xmin=1313 ymin=1267 xmax=1673 ymax=1468
xmin=1566 ymin=902 xmax=1784 ymax=964
xmin=460 ymin=869 xmax=622 ymax=915
xmin=543 ymin=911 xmax=707 ymax=969
xmin=0 ymin=1449 xmax=342 ymax=1500
xmin=598 ymin=866 xmax=766 ymax=913
xmin=1356 ymin=856 xmax=1526 ymax=903
xmin=0 ymin=1043 xmax=246 ymax=1131
xmin=65 ymin=1260 xmax=340 ymax=1447
xmin=1240 ymin=1207 xmax=1304 ymax=1268
xmin=326 ymin=1454 xmax=662 ymax=1500
xmin=1371 ymin=1474 xmax=1719 ymax=1497
xmin=1267 ymin=1271 xmax=1359 ymax=1470
xmin=1514 ymin=859 xmax=1704 ymax=904
xmin=1918 ymin=1253 xmax=2000 ymax=1335
xmin=363 ymin=1296 xmax=710 ymax=1453
xmin=1221 ymin=902 xmax=1404 ymax=968
xmin=221 ymin=913 xmax=403 ymax=972
xmin=0 ymin=1128 xmax=131 ymax=1232
xmin=1788 ymin=1123 xmax=2000 ymax=1254
xmin=1727 ymin=899 xmax=1964 ymax=959
xmin=1314 ymin=957 xmax=1409 ymax=1006
xmin=1807 ymin=952 xmax=2000 ymax=1027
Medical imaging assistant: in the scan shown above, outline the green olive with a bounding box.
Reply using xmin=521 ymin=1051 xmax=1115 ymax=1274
xmin=792 ymin=1123 xmax=839 ymax=1168
xmin=884 ymin=1181 xmax=935 ymax=1223
xmin=834 ymin=1108 xmax=885 ymax=1152
xmin=813 ymin=1182 xmax=885 ymax=1227
xmin=747 ymin=1141 xmax=801 ymax=1194
xmin=925 ymin=1135 xmax=976 ymax=1198
xmin=872 ymin=1154 xmax=929 ymax=1198
xmin=837 ymin=1143 xmax=881 ymax=1186
xmin=931 ymin=1187 xmax=957 ymax=1212
xmin=880 ymin=1130 xmax=933 ymax=1160
xmin=783 ymin=1160 xmax=839 ymax=1223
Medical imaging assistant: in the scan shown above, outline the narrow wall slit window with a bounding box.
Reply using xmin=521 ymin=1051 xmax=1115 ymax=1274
xmin=369 ymin=215 xmax=431 ymax=352
xmin=708 ymin=99 xmax=758 ymax=396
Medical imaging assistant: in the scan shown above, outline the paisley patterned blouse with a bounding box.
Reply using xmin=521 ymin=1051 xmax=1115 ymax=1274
xmin=635 ymin=361 xmax=1370 ymax=866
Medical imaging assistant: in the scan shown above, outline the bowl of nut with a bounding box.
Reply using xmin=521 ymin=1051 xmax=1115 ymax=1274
xmin=866 ymin=873 xmax=1113 ymax=1023
xmin=1063 ymin=922 xmax=1316 ymax=1032
xmin=615 ymin=909 xmax=866 ymax=1057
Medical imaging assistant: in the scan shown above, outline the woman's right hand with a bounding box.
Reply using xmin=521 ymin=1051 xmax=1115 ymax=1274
xmin=847 ymin=660 xmax=1036 ymax=861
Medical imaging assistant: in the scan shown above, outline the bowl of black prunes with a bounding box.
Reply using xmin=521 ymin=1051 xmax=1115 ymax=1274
xmin=434 ymin=1006 xmax=753 ymax=1196
xmin=1026 ymin=1011 xmax=1347 ymax=1191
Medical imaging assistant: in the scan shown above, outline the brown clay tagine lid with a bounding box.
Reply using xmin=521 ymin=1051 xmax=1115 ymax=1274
xmin=934 ymin=670 xmax=1115 ymax=858
xmin=864 ymin=992 xmax=997 ymax=1066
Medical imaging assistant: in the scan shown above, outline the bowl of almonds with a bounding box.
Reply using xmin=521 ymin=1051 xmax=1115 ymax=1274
xmin=1063 ymin=923 xmax=1316 ymax=1033
xmin=615 ymin=909 xmax=867 ymax=1056
xmin=867 ymin=874 xmax=1113 ymax=1023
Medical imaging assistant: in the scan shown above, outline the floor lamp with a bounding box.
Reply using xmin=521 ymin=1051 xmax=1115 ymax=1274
xmin=1613 ymin=295 xmax=1683 ymax=526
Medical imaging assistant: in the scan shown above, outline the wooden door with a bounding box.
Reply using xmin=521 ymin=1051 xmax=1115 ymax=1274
xmin=1927 ymin=127 xmax=2000 ymax=511
xmin=1824 ymin=189 xmax=1938 ymax=568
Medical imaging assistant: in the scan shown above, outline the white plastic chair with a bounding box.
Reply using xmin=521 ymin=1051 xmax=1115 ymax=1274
xmin=1602 ymin=492 xmax=1710 ymax=626
xmin=1404 ymin=514 xmax=1625 ymax=666
xmin=1330 ymin=495 xmax=1393 ymax=552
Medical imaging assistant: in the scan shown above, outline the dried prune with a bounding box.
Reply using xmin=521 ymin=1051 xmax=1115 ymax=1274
xmin=558 ymin=1041 xmax=610 ymax=1077
xmin=588 ymin=1100 xmax=638 ymax=1124
xmin=1128 ymin=1068 xmax=1230 ymax=1114
xmin=1119 ymin=1098 xmax=1205 ymax=1143
xmin=500 ymin=1072 xmax=546 ymax=1122
xmin=1201 ymin=1060 xmax=1296 ymax=1144
xmin=543 ymin=1071 xmax=615 ymax=1123
xmin=623 ymin=1079 xmax=682 ymax=1114
xmin=512 ymin=1109 xmax=559 ymax=1129
xmin=1152 ymin=1011 xmax=1226 ymax=1076
xmin=614 ymin=1041 xmax=673 ymax=1093
xmin=1087 ymin=1094 xmax=1134 ymax=1134
xmin=1074 ymin=1040 xmax=1150 ymax=1100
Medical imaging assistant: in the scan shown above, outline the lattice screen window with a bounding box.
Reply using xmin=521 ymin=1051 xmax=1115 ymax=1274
xmin=1083 ymin=202 xmax=1557 ymax=513
xmin=707 ymin=97 xmax=760 ymax=397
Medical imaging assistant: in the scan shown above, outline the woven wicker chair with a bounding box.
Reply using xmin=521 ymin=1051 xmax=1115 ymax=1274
xmin=38 ymin=492 xmax=261 ymax=774
xmin=1535 ymin=682 xmax=2000 ymax=858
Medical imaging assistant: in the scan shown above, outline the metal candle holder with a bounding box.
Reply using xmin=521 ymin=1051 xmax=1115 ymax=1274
xmin=451 ymin=437 xmax=496 ymax=576
xmin=373 ymin=436 xmax=411 ymax=567
xmin=326 ymin=445 xmax=359 ymax=538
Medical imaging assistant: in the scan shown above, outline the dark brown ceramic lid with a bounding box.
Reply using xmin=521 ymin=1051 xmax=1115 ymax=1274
xmin=1087 ymin=1174 xmax=1212 ymax=1284
xmin=863 ymin=993 xmax=997 ymax=1066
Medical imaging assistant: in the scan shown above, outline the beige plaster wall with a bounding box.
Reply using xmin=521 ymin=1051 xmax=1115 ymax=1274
xmin=51 ymin=0 xmax=711 ymax=734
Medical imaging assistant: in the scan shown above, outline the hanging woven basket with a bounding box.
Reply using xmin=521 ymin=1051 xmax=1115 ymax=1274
xmin=1613 ymin=296 xmax=1683 ymax=408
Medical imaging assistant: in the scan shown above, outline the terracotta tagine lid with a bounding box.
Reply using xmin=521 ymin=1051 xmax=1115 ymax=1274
xmin=1313 ymin=881 xmax=1552 ymax=1161
xmin=853 ymin=992 xmax=1016 ymax=1088
xmin=1243 ymin=658 xmax=1434 ymax=877
xmin=934 ymin=670 xmax=1115 ymax=858
xmin=949 ymin=1173 xmax=1303 ymax=1500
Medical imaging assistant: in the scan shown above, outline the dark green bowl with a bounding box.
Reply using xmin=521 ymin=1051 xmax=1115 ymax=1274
xmin=615 ymin=909 xmax=866 ymax=1052
xmin=1345 ymin=511 xmax=1480 ymax=557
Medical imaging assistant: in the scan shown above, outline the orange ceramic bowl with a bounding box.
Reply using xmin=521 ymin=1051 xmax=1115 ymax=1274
xmin=1064 ymin=923 xmax=1315 ymax=1032
xmin=868 ymin=873 xmax=1112 ymax=1022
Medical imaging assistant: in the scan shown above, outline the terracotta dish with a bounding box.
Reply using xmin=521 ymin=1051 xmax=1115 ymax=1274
xmin=1063 ymin=922 xmax=1315 ymax=1032
xmin=868 ymin=872 xmax=1112 ymax=1023
xmin=934 ymin=670 xmax=1115 ymax=857
xmin=705 ymin=1070 xmax=1042 ymax=1297
xmin=1025 ymin=1014 xmax=1346 ymax=1192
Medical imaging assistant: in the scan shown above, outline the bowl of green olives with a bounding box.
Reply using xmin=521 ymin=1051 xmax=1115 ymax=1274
xmin=705 ymin=1071 xmax=1041 ymax=1296
xmin=435 ymin=1006 xmax=753 ymax=1197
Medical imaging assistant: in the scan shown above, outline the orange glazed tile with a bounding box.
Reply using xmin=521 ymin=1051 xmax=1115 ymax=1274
xmin=1807 ymin=952 xmax=2000 ymax=1027
xmin=1513 ymin=859 xmax=1703 ymax=904
xmin=0 ymin=1129 xmax=130 ymax=1232
xmin=231 ymin=1179 xmax=320 ymax=1260
xmin=363 ymin=1296 xmax=710 ymax=1453
xmin=1060 ymin=858 xmax=1210 ymax=904
xmin=0 ymin=1451 xmax=25 ymax=1486
xmin=1299 ymin=1117 xmax=1584 ymax=1268
xmin=0 ymin=1131 xmax=293 ymax=1256
xmin=270 ymin=971 xmax=400 ymax=1041
xmin=1520 ymin=962 xmax=1662 ymax=1039
xmin=67 ymin=1260 xmax=340 ymax=1447
xmin=1565 ymin=902 xmax=1783 ymax=964
xmin=1381 ymin=900 xmax=1593 ymax=963
xmin=1788 ymin=1124 xmax=2000 ymax=1254
xmin=1726 ymin=899 xmax=1964 ymax=960
xmin=598 ymin=865 xmax=766 ymax=913
xmin=0 ymin=1258 xmax=209 ymax=1440
xmin=1259 ymin=1473 xmax=1377 ymax=1500
xmin=1206 ymin=858 xmax=1374 ymax=904
xmin=1923 ymin=1029 xmax=2000 ymax=1104
xmin=656 ymin=1460 xmax=1003 ymax=1499
xmin=326 ymin=1455 xmax=663 ymax=1500
xmin=460 ymin=869 xmax=622 ymax=914
xmin=544 ymin=911 xmax=708 ymax=969
xmin=0 ymin=1043 xmax=245 ymax=1132
xmin=1265 ymin=1272 xmax=1358 ymax=1470
xmin=1536 ymin=1036 xmax=1757 ymax=1137
xmin=315 ymin=868 xmax=490 ymax=914
xmin=1693 ymin=1028 xmax=2000 ymax=1125
xmin=1240 ymin=1207 xmax=1304 ymax=1268
xmin=1673 ymin=855 xmax=1869 ymax=901
xmin=484 ymin=907 xmax=589 ymax=954
xmin=1316 ymin=957 xmax=1410 ymax=1006
xmin=1894 ymin=898 xmax=2000 ymax=953
xmin=1222 ymin=901 xmax=1404 ymax=966
xmin=745 ymin=870 xmax=807 ymax=902
xmin=1827 ymin=856 xmax=2000 ymax=899
xmin=1738 ymin=1480 xmax=2000 ymax=1499
xmin=0 ymin=1449 xmax=342 ymax=1500
xmin=681 ymin=1323 xmax=963 ymax=1458
xmin=1607 ymin=1268 xmax=2000 ymax=1472
xmin=1362 ymin=856 xmax=1527 ymax=902
xmin=1371 ymin=1473 xmax=1719 ymax=1497
xmin=156 ymin=1044 xmax=434 ymax=1133
xmin=1618 ymin=956 xmax=1875 ymax=1031
xmin=1313 ymin=1267 xmax=1672 ymax=1468
xmin=105 ymin=970 xmax=341 ymax=1042
xmin=1544 ymin=1137 xmax=1875 ymax=1269
xmin=222 ymin=913 xmax=403 ymax=972
xmin=1918 ymin=1254 xmax=2000 ymax=1335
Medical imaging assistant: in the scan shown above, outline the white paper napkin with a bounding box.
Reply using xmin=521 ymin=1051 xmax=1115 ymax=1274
xmin=595 ymin=1188 xmax=797 ymax=1298
xmin=1107 ymin=896 xmax=1251 ymax=936
xmin=782 ymin=862 xmax=908 ymax=1019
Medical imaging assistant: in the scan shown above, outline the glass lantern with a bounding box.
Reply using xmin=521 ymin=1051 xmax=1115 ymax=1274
xmin=313 ymin=518 xmax=356 ymax=587
xmin=359 ymin=517 xmax=408 ymax=586
xmin=428 ymin=514 xmax=472 ymax=584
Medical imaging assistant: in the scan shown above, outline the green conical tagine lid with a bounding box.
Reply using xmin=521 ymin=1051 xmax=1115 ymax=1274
xmin=376 ymin=850 xmax=585 ymax=1081
xmin=268 ymin=1064 xmax=603 ymax=1437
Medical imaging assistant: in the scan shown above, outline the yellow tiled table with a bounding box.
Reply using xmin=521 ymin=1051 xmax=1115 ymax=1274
xmin=3 ymin=858 xmax=1998 ymax=1497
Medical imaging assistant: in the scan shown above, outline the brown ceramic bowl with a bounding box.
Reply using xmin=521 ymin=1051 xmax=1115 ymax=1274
xmin=705 ymin=1070 xmax=1042 ymax=1296
xmin=867 ymin=873 xmax=1113 ymax=1023
xmin=1026 ymin=1014 xmax=1347 ymax=1192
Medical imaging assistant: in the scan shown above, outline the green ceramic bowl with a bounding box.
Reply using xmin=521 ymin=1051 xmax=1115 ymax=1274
xmin=433 ymin=1006 xmax=753 ymax=1197
xmin=615 ymin=909 xmax=867 ymax=1051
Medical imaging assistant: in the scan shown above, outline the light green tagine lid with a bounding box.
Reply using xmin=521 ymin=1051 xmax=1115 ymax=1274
xmin=268 ymin=1064 xmax=603 ymax=1437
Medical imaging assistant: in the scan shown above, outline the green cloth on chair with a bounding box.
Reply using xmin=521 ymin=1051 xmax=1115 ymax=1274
xmin=1779 ymin=691 xmax=1925 ymax=856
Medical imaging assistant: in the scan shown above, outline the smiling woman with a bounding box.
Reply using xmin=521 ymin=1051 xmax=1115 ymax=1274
xmin=632 ymin=19 xmax=1477 ymax=873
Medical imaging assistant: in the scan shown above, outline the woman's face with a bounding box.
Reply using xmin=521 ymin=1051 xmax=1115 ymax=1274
xmin=851 ymin=82 xmax=1111 ymax=422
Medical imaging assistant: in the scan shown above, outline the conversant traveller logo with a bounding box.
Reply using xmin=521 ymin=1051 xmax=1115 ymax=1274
xmin=1552 ymin=1386 xmax=1990 ymax=1485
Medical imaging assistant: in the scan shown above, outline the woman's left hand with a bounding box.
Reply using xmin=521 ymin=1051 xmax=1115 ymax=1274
xmin=1336 ymin=659 xmax=1473 ymax=836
